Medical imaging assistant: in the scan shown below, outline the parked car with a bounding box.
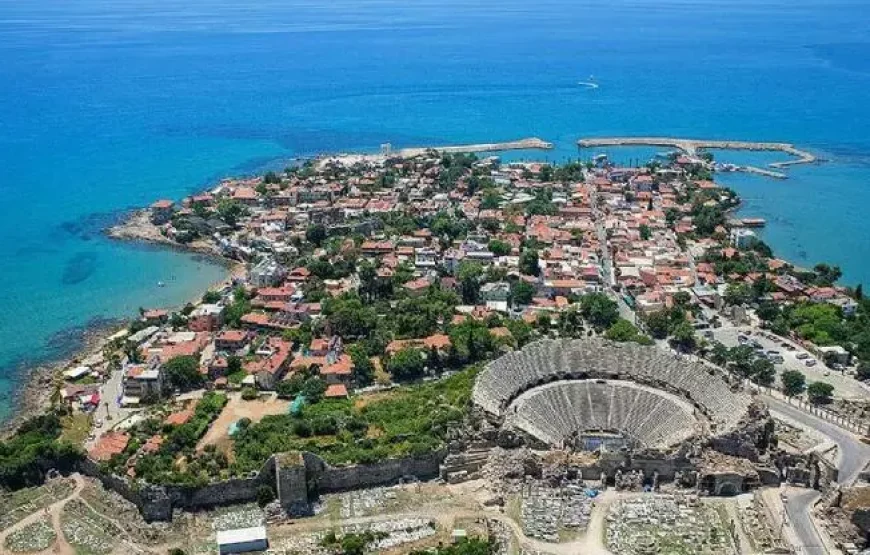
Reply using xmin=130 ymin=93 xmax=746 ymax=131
xmin=805 ymin=359 xmax=817 ymax=367
xmin=796 ymin=353 xmax=810 ymax=360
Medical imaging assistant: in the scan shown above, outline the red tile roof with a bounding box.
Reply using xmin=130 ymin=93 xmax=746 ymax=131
xmin=324 ymin=384 xmax=349 ymax=398
xmin=89 ymin=432 xmax=130 ymax=462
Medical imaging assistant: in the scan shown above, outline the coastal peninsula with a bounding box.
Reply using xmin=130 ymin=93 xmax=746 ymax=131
xmin=2 ymin=140 xmax=870 ymax=554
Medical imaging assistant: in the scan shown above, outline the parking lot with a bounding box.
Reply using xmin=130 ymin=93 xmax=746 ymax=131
xmin=709 ymin=326 xmax=870 ymax=400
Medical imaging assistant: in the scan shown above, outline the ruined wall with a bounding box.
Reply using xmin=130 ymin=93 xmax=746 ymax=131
xmin=79 ymin=456 xmax=274 ymax=522
xmin=276 ymin=453 xmax=310 ymax=516
xmin=79 ymin=458 xmax=143 ymax=508
xmin=306 ymin=450 xmax=446 ymax=492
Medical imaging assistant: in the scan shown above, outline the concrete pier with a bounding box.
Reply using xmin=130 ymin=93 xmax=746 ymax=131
xmin=577 ymin=137 xmax=817 ymax=170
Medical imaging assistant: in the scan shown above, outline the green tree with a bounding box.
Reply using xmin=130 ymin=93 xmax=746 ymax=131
xmin=750 ymin=357 xmax=775 ymax=386
xmin=505 ymin=319 xmax=534 ymax=347
xmin=163 ymin=356 xmax=204 ymax=391
xmin=227 ymin=355 xmax=243 ymax=376
xmin=669 ymin=320 xmax=697 ymax=352
xmin=579 ymin=293 xmax=619 ymax=331
xmin=709 ymin=342 xmax=729 ymax=366
xmin=727 ymin=345 xmax=755 ymax=378
xmin=691 ymin=204 xmax=725 ymax=236
xmin=724 ymin=283 xmax=752 ymax=306
xmin=387 ymin=348 xmax=426 ymax=381
xmin=481 ymin=190 xmax=501 ymax=210
xmin=510 ymin=281 xmax=536 ymax=306
xmin=644 ymin=311 xmax=670 ymax=339
xmin=807 ymin=381 xmax=834 ymax=405
xmin=781 ymin=370 xmax=806 ymax=397
xmin=348 ymin=345 xmax=374 ymax=386
xmin=813 ymin=263 xmax=842 ymax=286
xmin=605 ymin=319 xmax=645 ymax=343
xmin=639 ymin=224 xmax=651 ymax=241
xmin=519 ymin=249 xmax=540 ymax=277
xmin=216 ymin=198 xmax=245 ymax=227
xmin=449 ymin=319 xmax=494 ymax=364
xmin=488 ymin=240 xmax=511 ymax=257
xmin=225 ymin=287 xmax=252 ymax=328
xmin=305 ymin=374 xmax=329 ymax=399
xmin=322 ymin=293 xmax=378 ymax=338
xmin=539 ymin=165 xmax=553 ymax=182
xmin=557 ymin=308 xmax=584 ymax=338
xmin=306 ymin=224 xmax=328 ymax=246
xmin=202 ymin=290 xmax=222 ymax=303
xmin=457 ymin=261 xmax=484 ymax=304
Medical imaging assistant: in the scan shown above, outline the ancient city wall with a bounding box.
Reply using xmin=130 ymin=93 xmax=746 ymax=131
xmin=308 ymin=450 xmax=445 ymax=492
xmin=80 ymin=450 xmax=446 ymax=521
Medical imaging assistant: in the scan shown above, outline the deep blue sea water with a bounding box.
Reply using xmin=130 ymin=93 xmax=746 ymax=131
xmin=1 ymin=0 xmax=869 ymax=420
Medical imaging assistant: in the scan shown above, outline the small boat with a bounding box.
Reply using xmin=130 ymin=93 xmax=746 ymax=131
xmin=157 ymin=281 xmax=165 ymax=287
xmin=578 ymin=75 xmax=599 ymax=89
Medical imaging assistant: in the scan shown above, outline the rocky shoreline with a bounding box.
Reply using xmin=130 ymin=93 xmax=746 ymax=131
xmin=107 ymin=209 xmax=224 ymax=259
xmin=0 ymin=318 xmax=124 ymax=438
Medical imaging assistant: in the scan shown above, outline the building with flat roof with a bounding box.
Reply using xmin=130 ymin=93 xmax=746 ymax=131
xmin=216 ymin=526 xmax=268 ymax=554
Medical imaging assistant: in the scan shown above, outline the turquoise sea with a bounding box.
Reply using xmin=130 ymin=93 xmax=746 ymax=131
xmin=1 ymin=0 xmax=869 ymax=420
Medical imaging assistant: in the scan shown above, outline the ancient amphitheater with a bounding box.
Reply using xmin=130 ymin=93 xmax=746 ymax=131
xmin=472 ymin=338 xmax=752 ymax=451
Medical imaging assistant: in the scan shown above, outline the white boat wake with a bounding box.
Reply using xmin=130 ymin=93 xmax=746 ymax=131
xmin=577 ymin=81 xmax=599 ymax=89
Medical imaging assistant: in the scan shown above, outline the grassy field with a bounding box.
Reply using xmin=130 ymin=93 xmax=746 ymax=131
xmin=60 ymin=413 xmax=92 ymax=445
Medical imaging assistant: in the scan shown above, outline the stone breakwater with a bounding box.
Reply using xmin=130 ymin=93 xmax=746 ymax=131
xmin=577 ymin=137 xmax=818 ymax=169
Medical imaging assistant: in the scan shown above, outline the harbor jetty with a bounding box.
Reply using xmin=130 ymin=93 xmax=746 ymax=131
xmin=394 ymin=137 xmax=553 ymax=157
xmin=320 ymin=137 xmax=553 ymax=168
xmin=577 ymin=137 xmax=817 ymax=170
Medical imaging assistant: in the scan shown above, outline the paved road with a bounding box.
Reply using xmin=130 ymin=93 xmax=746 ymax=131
xmin=764 ymin=395 xmax=870 ymax=554
xmin=782 ymin=488 xmax=826 ymax=555
xmin=766 ymin=396 xmax=870 ymax=484
xmin=87 ymin=365 xmax=135 ymax=449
